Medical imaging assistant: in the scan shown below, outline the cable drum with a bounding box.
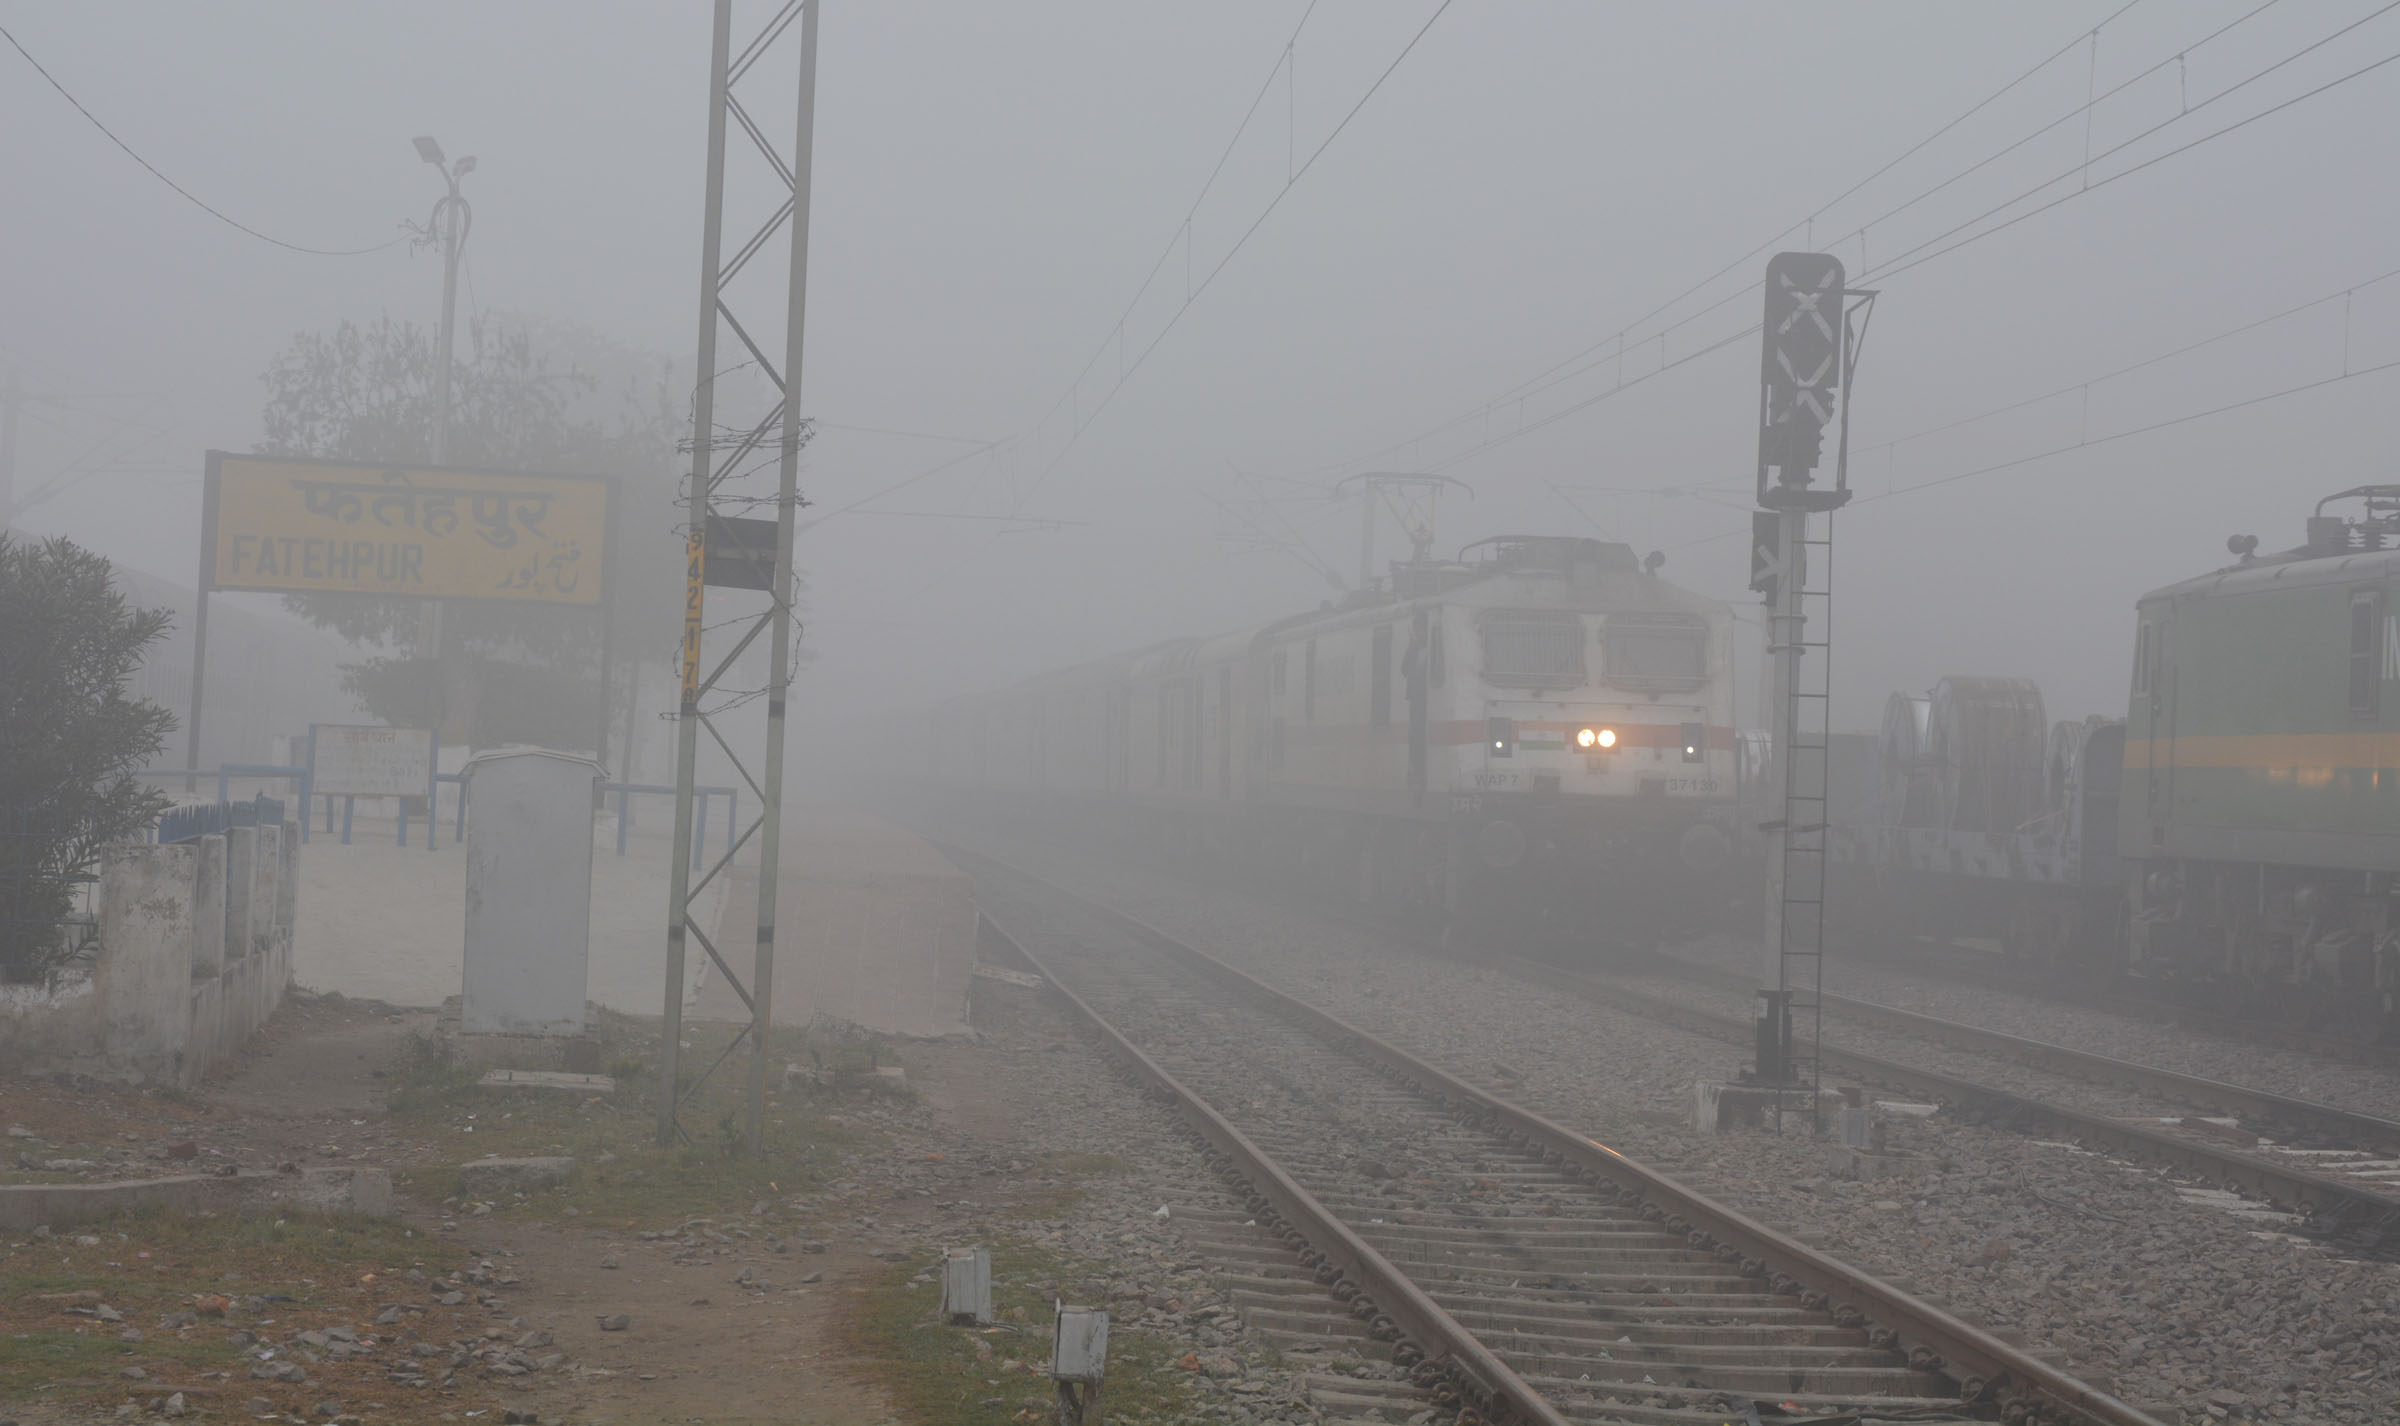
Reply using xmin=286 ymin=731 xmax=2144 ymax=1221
xmin=1875 ymin=693 xmax=1935 ymax=827
xmin=1924 ymin=676 xmax=2048 ymax=833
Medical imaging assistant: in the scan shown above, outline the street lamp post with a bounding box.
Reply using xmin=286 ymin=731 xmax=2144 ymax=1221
xmin=412 ymin=136 xmax=475 ymax=466
xmin=411 ymin=137 xmax=475 ymax=730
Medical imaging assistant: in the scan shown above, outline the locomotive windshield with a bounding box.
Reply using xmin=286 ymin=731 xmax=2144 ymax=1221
xmin=1604 ymin=617 xmax=1707 ymax=681
xmin=1482 ymin=614 xmax=1587 ymax=687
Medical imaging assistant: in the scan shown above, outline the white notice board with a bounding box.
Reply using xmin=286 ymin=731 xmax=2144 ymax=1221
xmin=310 ymin=725 xmax=436 ymax=798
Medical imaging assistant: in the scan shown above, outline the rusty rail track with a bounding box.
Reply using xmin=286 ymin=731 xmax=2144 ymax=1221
xmin=959 ymin=845 xmax=2166 ymax=1426
xmin=1493 ymin=952 xmax=2400 ymax=1260
xmin=1810 ymin=934 xmax=2400 ymax=1072
xmin=1633 ymin=950 xmax=2400 ymax=1156
xmin=978 ymin=909 xmax=1572 ymax=1426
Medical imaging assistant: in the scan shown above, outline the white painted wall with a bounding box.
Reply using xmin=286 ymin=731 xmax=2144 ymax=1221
xmin=0 ymin=824 xmax=296 ymax=1087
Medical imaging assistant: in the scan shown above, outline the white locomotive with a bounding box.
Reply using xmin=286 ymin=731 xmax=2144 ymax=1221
xmin=916 ymin=535 xmax=1740 ymax=935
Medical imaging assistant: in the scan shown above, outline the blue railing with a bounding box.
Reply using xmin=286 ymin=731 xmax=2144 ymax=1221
xmin=139 ymin=767 xmax=311 ymax=843
xmin=157 ymin=793 xmax=287 ymax=845
xmin=608 ymin=782 xmax=738 ymax=869
xmin=142 ymin=765 xmax=739 ymax=868
xmin=438 ymin=777 xmax=737 ymax=867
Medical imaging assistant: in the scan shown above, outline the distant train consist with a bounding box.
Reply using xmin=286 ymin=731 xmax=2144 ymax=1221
xmin=907 ymin=535 xmax=1742 ymax=934
xmin=1829 ymin=486 xmax=2400 ymax=1035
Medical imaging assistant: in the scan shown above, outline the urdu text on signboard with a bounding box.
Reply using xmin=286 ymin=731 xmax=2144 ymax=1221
xmin=203 ymin=453 xmax=608 ymax=604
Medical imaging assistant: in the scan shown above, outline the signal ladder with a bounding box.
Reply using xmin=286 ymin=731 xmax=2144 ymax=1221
xmin=1768 ymin=511 xmax=1835 ymax=1131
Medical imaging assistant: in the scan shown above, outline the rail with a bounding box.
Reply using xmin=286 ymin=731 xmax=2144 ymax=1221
xmin=977 ymin=909 xmax=1573 ymax=1426
xmin=1515 ymin=956 xmax=2400 ymax=1259
xmin=958 ymin=846 xmax=2164 ymax=1426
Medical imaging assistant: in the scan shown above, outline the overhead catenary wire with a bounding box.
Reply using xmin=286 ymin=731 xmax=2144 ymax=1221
xmin=1857 ymin=261 xmax=2400 ymax=459
xmin=1310 ymin=0 xmax=2194 ymax=479
xmin=1863 ymin=11 xmax=2400 ymax=287
xmin=1407 ymin=9 xmax=2400 ymax=477
xmin=1321 ymin=0 xmax=2385 ymax=484
xmin=1320 ymin=0 xmax=2177 ymax=480
xmin=992 ymin=0 xmax=1323 ymax=514
xmin=1005 ymin=0 xmax=1456 ymax=520
xmin=1670 ymin=355 xmax=2400 ymax=555
xmin=794 ymin=439 xmax=1005 ymax=535
xmin=1665 ymin=270 xmax=2400 ymax=553
xmin=0 ymin=21 xmax=404 ymax=257
xmin=811 ymin=420 xmax=993 ymax=445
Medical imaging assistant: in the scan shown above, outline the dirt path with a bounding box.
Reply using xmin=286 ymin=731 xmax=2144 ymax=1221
xmin=4 ymin=957 xmax=1307 ymax=1425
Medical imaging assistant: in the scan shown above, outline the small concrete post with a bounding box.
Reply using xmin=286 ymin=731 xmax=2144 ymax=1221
xmin=275 ymin=818 xmax=299 ymax=975
xmin=223 ymin=825 xmax=257 ymax=962
xmin=941 ymin=1246 xmax=993 ymax=1326
xmin=1052 ymin=1304 xmax=1107 ymax=1425
xmin=190 ymin=834 xmax=227 ymax=980
xmin=250 ymin=825 xmax=281 ymax=961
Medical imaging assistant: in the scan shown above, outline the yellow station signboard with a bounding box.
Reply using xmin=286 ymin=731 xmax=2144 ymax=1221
xmin=203 ymin=453 xmax=608 ymax=605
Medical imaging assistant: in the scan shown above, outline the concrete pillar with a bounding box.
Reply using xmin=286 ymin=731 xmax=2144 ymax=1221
xmin=96 ymin=843 xmax=201 ymax=1078
xmin=250 ymin=825 xmax=281 ymax=962
xmin=223 ymin=826 xmax=257 ymax=962
xmin=190 ymin=834 xmax=227 ymax=980
xmin=275 ymin=818 xmax=299 ymax=969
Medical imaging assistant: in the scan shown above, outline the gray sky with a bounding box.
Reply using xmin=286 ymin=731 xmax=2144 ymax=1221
xmin=4 ymin=0 xmax=2390 ymax=739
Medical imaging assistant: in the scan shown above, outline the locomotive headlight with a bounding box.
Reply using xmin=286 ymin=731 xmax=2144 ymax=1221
xmin=1597 ymin=728 xmax=1616 ymax=749
xmin=1575 ymin=727 xmax=1598 ymax=750
xmin=1577 ymin=726 xmax=1616 ymax=750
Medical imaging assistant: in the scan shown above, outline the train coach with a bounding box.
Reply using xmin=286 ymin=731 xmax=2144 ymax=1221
xmin=916 ymin=535 xmax=1742 ymax=937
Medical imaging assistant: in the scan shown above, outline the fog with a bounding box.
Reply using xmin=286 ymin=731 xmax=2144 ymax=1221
xmin=5 ymin=0 xmax=2393 ymax=757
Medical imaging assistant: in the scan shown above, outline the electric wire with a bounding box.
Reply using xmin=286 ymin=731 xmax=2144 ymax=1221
xmin=794 ymin=440 xmax=1005 ymax=535
xmin=1322 ymin=0 xmax=2380 ymax=482
xmin=1334 ymin=0 xmax=2179 ymax=478
xmin=1310 ymin=0 xmax=2189 ymax=478
xmin=1867 ymin=16 xmax=2400 ymax=286
xmin=0 ymin=21 xmax=405 ymax=258
xmin=1859 ymin=262 xmax=2400 ymax=458
xmin=1003 ymin=0 xmax=1324 ymax=488
xmin=1671 ymin=355 xmax=2400 ymax=554
xmin=1005 ymin=0 xmax=1455 ymax=519
xmin=811 ymin=420 xmax=993 ymax=445
xmin=1665 ymin=263 xmax=2400 ymax=552
xmin=1411 ymin=10 xmax=2400 ymax=476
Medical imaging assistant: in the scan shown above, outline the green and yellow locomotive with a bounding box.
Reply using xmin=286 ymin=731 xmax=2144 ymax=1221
xmin=1833 ymin=487 xmax=2400 ymax=1037
xmin=2123 ymin=486 xmax=2400 ymax=1033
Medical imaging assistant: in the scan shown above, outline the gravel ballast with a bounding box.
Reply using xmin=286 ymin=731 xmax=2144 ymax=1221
xmin=941 ymin=823 xmax=2400 ymax=1426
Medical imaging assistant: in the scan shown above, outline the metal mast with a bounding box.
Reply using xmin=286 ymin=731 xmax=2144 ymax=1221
xmin=658 ymin=0 xmax=819 ymax=1150
xmin=1748 ymin=253 xmax=1872 ymax=1131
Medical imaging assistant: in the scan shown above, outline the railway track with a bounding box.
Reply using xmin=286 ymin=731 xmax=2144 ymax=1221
xmin=1477 ymin=949 xmax=2400 ymax=1259
xmin=956 ymin=845 xmax=2163 ymax=1426
xmin=1632 ymin=950 xmax=2400 ymax=1158
xmin=1800 ymin=935 xmax=2400 ymax=1073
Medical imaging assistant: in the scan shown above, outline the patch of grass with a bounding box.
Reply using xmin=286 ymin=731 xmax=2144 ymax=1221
xmin=1038 ymin=1153 xmax=1126 ymax=1177
xmin=846 ymin=1242 xmax=1201 ymax=1426
xmin=1003 ymin=1152 xmax=1130 ymax=1222
xmin=387 ymin=1023 xmax=870 ymax=1229
xmin=0 ymin=1207 xmax=517 ymax=1414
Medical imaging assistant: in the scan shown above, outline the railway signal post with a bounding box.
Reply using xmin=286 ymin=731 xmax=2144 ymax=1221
xmin=1748 ymin=253 xmax=1873 ymax=1129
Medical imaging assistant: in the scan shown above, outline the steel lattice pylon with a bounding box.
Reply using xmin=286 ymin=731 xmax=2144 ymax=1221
xmin=657 ymin=0 xmax=820 ymax=1150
